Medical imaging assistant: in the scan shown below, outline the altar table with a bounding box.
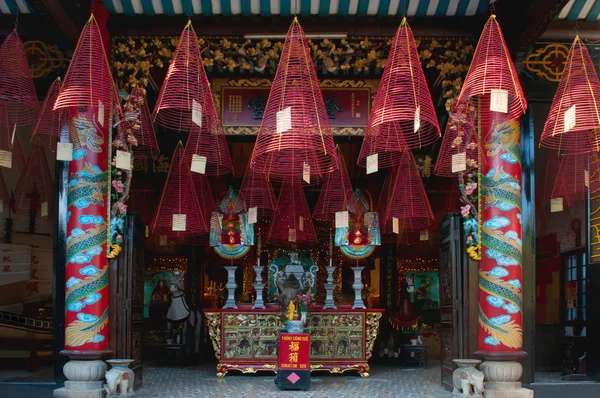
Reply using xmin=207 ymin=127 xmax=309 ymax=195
xmin=203 ymin=308 xmax=384 ymax=377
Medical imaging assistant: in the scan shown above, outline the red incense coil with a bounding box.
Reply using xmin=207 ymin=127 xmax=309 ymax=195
xmin=29 ymin=78 xmax=72 ymax=151
xmin=457 ymin=15 xmax=527 ymax=121
xmin=358 ymin=18 xmax=440 ymax=169
xmin=249 ymin=17 xmax=338 ymax=183
xmin=552 ymin=151 xmax=600 ymax=206
xmin=379 ymin=150 xmax=434 ymax=233
xmin=13 ymin=144 xmax=53 ymax=217
xmin=434 ymin=104 xmax=482 ymax=177
xmin=313 ymin=146 xmax=357 ymax=220
xmin=126 ymin=87 xmax=160 ymax=159
xmin=54 ymin=14 xmax=121 ymax=121
xmin=540 ymin=36 xmax=600 ymax=153
xmin=267 ymin=179 xmax=316 ymax=246
xmin=239 ymin=162 xmax=277 ymax=217
xmin=0 ymin=29 xmax=39 ymax=126
xmin=150 ymin=142 xmax=208 ymax=238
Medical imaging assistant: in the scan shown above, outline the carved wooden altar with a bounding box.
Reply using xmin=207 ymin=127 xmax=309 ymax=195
xmin=203 ymin=308 xmax=384 ymax=377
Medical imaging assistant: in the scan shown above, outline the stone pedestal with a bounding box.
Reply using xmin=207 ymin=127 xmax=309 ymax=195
xmin=480 ymin=360 xmax=534 ymax=397
xmin=223 ymin=266 xmax=238 ymax=309
xmin=351 ymin=266 xmax=366 ymax=310
xmin=252 ymin=265 xmax=266 ymax=309
xmin=54 ymin=358 xmax=107 ymax=398
xmin=323 ymin=265 xmax=337 ymax=310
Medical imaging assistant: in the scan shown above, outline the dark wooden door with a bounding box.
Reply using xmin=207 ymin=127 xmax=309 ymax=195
xmin=439 ymin=213 xmax=465 ymax=390
xmin=111 ymin=213 xmax=145 ymax=389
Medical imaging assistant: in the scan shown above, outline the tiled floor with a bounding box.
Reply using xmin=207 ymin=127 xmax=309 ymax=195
xmin=138 ymin=361 xmax=452 ymax=398
xmin=0 ymin=361 xmax=452 ymax=397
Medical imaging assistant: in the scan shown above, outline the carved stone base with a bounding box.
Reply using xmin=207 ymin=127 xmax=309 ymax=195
xmin=251 ymin=282 xmax=266 ymax=309
xmin=54 ymin=359 xmax=107 ymax=398
xmin=479 ymin=360 xmax=534 ymax=397
xmin=223 ymin=265 xmax=238 ymax=309
xmin=484 ymin=389 xmax=533 ymax=398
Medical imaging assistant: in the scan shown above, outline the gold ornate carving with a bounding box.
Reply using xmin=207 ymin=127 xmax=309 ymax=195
xmin=523 ymin=43 xmax=570 ymax=82
xmin=365 ymin=312 xmax=383 ymax=360
xmin=23 ymin=40 xmax=67 ymax=78
xmin=112 ymin=36 xmax=473 ymax=111
xmin=204 ymin=311 xmax=222 ymax=360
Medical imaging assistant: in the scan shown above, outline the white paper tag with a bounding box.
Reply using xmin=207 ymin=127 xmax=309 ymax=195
xmin=585 ymin=169 xmax=590 ymax=188
xmin=145 ymin=225 xmax=149 ymax=238
xmin=191 ymin=154 xmax=207 ymax=174
xmin=98 ymin=100 xmax=105 ymax=127
xmin=366 ymin=153 xmax=378 ymax=175
xmin=452 ymin=152 xmax=467 ymax=173
xmin=116 ymin=150 xmax=132 ymax=170
xmin=192 ymin=99 xmax=203 ymax=127
xmin=490 ymin=89 xmax=508 ymax=113
xmin=11 ymin=124 xmax=16 ymax=146
xmin=159 ymin=235 xmax=167 ymax=246
xmin=41 ymin=202 xmax=48 ymax=217
xmin=172 ymin=214 xmax=187 ymax=231
xmin=335 ymin=211 xmax=349 ymax=228
xmin=420 ymin=229 xmax=429 ymax=241
xmin=303 ymin=162 xmax=310 ymax=184
xmin=276 ymin=107 xmax=292 ymax=134
xmin=0 ymin=150 xmax=12 ymax=168
xmin=393 ymin=217 xmax=399 ymax=234
xmin=550 ymin=198 xmax=564 ymax=213
xmin=299 ymin=216 xmax=304 ymax=231
xmin=248 ymin=207 xmax=257 ymax=224
xmin=288 ymin=228 xmax=296 ymax=242
xmin=56 ymin=142 xmax=74 ymax=161
xmin=414 ymin=105 xmax=420 ymax=133
xmin=564 ymin=104 xmax=576 ymax=133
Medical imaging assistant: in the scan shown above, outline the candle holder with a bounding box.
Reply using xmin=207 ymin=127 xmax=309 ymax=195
xmin=322 ymin=265 xmax=337 ymax=309
xmin=251 ymin=265 xmax=266 ymax=309
xmin=222 ymin=265 xmax=238 ymax=309
xmin=351 ymin=266 xmax=366 ymax=309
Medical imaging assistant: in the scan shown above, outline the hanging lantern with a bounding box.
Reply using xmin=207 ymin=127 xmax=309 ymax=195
xmin=0 ymin=29 xmax=39 ymax=127
xmin=250 ymin=17 xmax=338 ymax=183
xmin=125 ymin=87 xmax=160 ymax=159
xmin=267 ymin=179 xmax=316 ymax=246
xmin=29 ymin=78 xmax=72 ymax=151
xmin=552 ymin=151 xmax=600 ymax=206
xmin=239 ymin=161 xmax=277 ymax=218
xmin=54 ymin=15 xmax=121 ymax=118
xmin=313 ymin=146 xmax=357 ymax=220
xmin=358 ymin=18 xmax=440 ymax=169
xmin=457 ymin=15 xmax=527 ymax=120
xmin=378 ymin=150 xmax=434 ymax=233
xmin=150 ymin=142 xmax=208 ymax=239
xmin=540 ymin=36 xmax=600 ymax=153
xmin=433 ymin=103 xmax=483 ymax=177
xmin=13 ymin=144 xmax=53 ymax=217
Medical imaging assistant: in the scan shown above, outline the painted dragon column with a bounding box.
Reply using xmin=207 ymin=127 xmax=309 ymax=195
xmin=54 ymin=107 xmax=110 ymax=398
xmin=477 ymin=98 xmax=531 ymax=397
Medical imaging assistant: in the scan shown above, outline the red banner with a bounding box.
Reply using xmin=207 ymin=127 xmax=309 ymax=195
xmin=278 ymin=333 xmax=310 ymax=370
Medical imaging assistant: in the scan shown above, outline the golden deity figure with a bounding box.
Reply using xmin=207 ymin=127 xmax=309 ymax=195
xmin=287 ymin=300 xmax=296 ymax=321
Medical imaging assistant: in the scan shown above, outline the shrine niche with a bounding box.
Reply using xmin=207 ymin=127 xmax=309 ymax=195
xmin=210 ymin=187 xmax=254 ymax=259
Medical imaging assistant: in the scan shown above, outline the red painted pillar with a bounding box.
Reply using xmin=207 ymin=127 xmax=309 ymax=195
xmin=63 ymin=107 xmax=110 ymax=351
xmin=478 ymin=96 xmax=525 ymax=358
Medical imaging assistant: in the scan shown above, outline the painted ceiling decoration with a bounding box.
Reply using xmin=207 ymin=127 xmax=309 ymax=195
xmin=101 ymin=0 xmax=496 ymax=18
xmin=0 ymin=0 xmax=32 ymax=14
xmin=557 ymin=0 xmax=600 ymax=21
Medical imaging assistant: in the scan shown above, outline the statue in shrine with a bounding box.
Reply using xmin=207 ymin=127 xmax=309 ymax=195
xmin=151 ymin=279 xmax=170 ymax=303
xmin=166 ymin=273 xmax=189 ymax=323
xmin=210 ymin=187 xmax=254 ymax=259
xmin=275 ymin=272 xmax=310 ymax=321
xmin=395 ymin=274 xmax=417 ymax=322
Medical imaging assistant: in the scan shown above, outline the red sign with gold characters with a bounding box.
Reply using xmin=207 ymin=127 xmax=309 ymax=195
xmin=278 ymin=333 xmax=310 ymax=370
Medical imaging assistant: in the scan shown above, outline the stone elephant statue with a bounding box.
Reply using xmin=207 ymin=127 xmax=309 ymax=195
xmin=452 ymin=367 xmax=484 ymax=397
xmin=105 ymin=367 xmax=135 ymax=396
